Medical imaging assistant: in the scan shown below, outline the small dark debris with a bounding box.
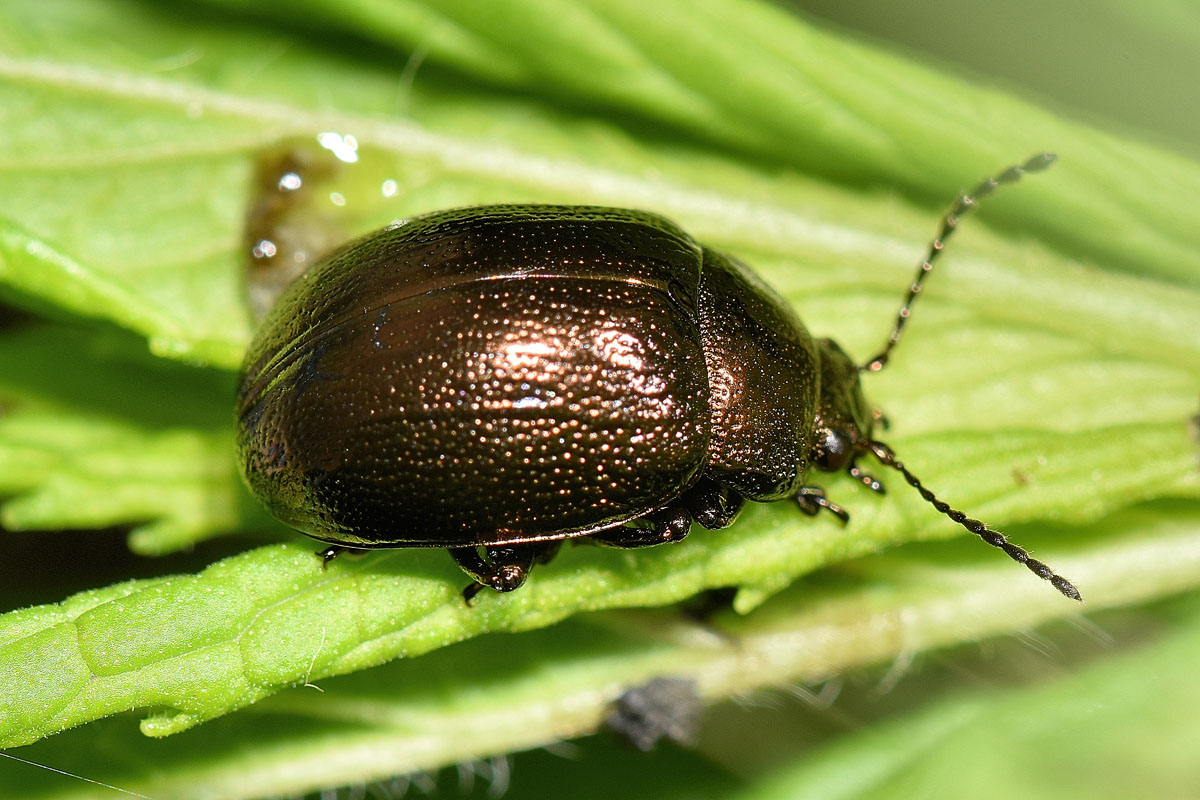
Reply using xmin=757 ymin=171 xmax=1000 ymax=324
xmin=605 ymin=676 xmax=701 ymax=751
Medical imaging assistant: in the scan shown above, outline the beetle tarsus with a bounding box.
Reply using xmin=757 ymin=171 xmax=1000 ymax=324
xmin=461 ymin=581 xmax=484 ymax=606
xmin=848 ymin=461 xmax=885 ymax=494
xmin=450 ymin=541 xmax=560 ymax=604
xmin=794 ymin=486 xmax=850 ymax=524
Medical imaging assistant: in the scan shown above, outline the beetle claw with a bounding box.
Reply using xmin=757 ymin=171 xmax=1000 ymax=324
xmin=461 ymin=582 xmax=484 ymax=606
xmin=449 ymin=542 xmax=555 ymax=604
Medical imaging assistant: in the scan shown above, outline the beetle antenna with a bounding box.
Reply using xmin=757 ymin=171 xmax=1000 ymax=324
xmin=867 ymin=440 xmax=1082 ymax=601
xmin=861 ymin=152 xmax=1056 ymax=373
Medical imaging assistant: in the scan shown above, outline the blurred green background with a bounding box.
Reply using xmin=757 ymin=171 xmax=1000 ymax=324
xmin=0 ymin=0 xmax=1198 ymax=798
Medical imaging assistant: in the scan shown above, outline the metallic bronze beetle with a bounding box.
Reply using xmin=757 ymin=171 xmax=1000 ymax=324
xmin=237 ymin=154 xmax=1080 ymax=602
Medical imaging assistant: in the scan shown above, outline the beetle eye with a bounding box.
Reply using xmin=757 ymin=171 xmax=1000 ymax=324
xmin=814 ymin=428 xmax=852 ymax=472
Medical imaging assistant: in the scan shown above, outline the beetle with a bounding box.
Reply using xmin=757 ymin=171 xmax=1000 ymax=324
xmin=236 ymin=153 xmax=1080 ymax=603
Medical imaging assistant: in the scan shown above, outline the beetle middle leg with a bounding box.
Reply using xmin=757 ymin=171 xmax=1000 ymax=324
xmin=451 ymin=541 xmax=561 ymax=604
xmin=794 ymin=486 xmax=850 ymax=524
xmin=591 ymin=506 xmax=692 ymax=548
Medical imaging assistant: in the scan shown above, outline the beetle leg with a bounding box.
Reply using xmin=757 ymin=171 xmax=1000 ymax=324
xmin=847 ymin=461 xmax=885 ymax=494
xmin=450 ymin=542 xmax=559 ymax=604
xmin=318 ymin=545 xmax=345 ymax=568
xmin=794 ymin=486 xmax=850 ymax=524
xmin=683 ymin=479 xmax=747 ymax=530
xmin=316 ymin=544 xmax=370 ymax=568
xmin=591 ymin=506 xmax=692 ymax=548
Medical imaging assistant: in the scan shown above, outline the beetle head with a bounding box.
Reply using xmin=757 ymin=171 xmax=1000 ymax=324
xmin=801 ymin=153 xmax=1081 ymax=602
xmin=810 ymin=337 xmax=874 ymax=474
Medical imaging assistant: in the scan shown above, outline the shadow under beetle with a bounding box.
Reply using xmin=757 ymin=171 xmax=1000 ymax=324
xmin=236 ymin=153 xmax=1081 ymax=603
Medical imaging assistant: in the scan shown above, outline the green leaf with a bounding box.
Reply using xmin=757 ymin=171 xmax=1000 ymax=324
xmin=0 ymin=502 xmax=1196 ymax=751
xmin=0 ymin=0 xmax=1198 ymax=796
xmin=2 ymin=504 xmax=1200 ymax=797
xmin=0 ymin=324 xmax=279 ymax=553
xmin=730 ymin=599 xmax=1200 ymax=800
xmin=191 ymin=0 xmax=1200 ymax=286
xmin=1 ymin=0 xmax=1199 ymax=364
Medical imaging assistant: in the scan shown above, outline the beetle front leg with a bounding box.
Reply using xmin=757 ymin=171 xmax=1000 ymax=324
xmin=847 ymin=460 xmax=885 ymax=494
xmin=450 ymin=541 xmax=561 ymax=604
xmin=794 ymin=486 xmax=850 ymax=524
